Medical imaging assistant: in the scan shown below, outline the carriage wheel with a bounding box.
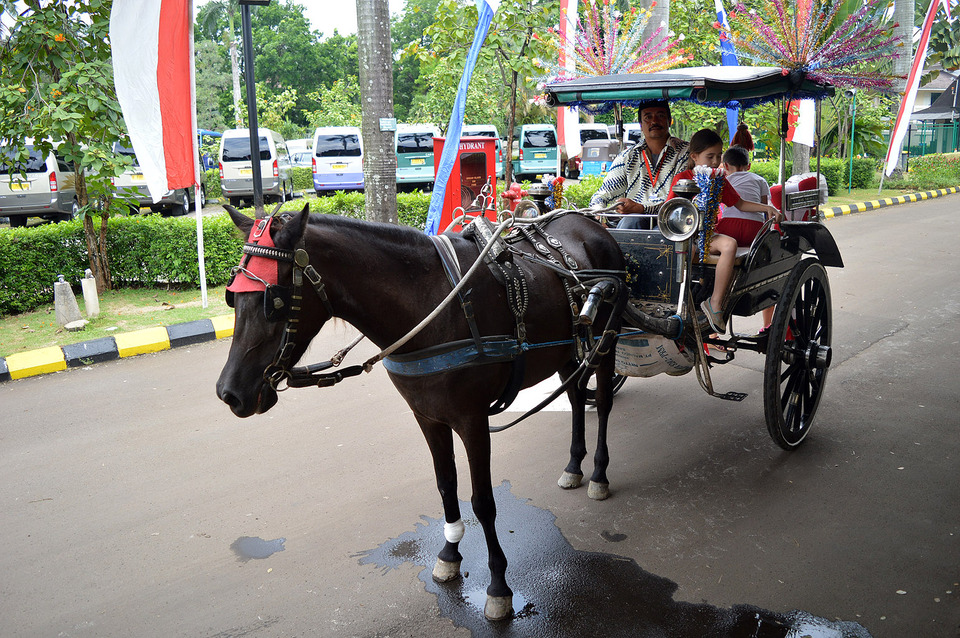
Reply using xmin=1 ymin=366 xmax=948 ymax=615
xmin=584 ymin=373 xmax=627 ymax=406
xmin=763 ymin=259 xmax=833 ymax=450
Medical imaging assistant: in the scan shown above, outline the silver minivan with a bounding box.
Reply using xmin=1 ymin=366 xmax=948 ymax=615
xmin=112 ymin=141 xmax=202 ymax=215
xmin=0 ymin=142 xmax=78 ymax=227
xmin=218 ymin=128 xmax=294 ymax=207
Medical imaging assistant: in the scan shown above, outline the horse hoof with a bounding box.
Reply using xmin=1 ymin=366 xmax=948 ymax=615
xmin=484 ymin=594 xmax=513 ymax=621
xmin=588 ymin=480 xmax=610 ymax=500
xmin=558 ymin=471 xmax=583 ymax=489
xmin=432 ymin=558 xmax=461 ymax=583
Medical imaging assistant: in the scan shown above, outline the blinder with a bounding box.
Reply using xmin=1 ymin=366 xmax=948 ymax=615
xmin=225 ymin=271 xmax=292 ymax=323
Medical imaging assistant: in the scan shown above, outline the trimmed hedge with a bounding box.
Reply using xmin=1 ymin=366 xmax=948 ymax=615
xmin=751 ymin=157 xmax=878 ymax=193
xmin=0 ymin=215 xmax=245 ymax=316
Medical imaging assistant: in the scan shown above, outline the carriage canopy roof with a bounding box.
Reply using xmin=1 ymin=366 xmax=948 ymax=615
xmin=542 ymin=66 xmax=835 ymax=111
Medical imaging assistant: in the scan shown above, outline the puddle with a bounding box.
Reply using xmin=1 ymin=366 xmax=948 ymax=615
xmin=357 ymin=481 xmax=872 ymax=638
xmin=230 ymin=536 xmax=286 ymax=562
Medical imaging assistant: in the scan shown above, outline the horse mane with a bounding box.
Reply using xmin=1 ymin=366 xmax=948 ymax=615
xmin=299 ymin=211 xmax=432 ymax=252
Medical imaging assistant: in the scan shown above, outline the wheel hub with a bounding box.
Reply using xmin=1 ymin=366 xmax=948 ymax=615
xmin=805 ymin=341 xmax=831 ymax=370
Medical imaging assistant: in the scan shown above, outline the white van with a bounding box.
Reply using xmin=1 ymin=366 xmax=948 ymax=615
xmin=622 ymin=123 xmax=643 ymax=149
xmin=112 ymin=141 xmax=201 ymax=215
xmin=461 ymin=124 xmax=503 ymax=178
xmin=312 ymin=126 xmax=363 ymax=193
xmin=218 ymin=128 xmax=294 ymax=207
xmin=0 ymin=140 xmax=77 ymax=227
xmin=579 ymin=123 xmax=611 ymax=145
xmin=395 ymin=123 xmax=441 ymax=189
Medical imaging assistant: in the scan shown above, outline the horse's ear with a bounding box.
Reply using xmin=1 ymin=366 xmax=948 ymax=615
xmin=274 ymin=204 xmax=310 ymax=249
xmin=225 ymin=205 xmax=254 ymax=236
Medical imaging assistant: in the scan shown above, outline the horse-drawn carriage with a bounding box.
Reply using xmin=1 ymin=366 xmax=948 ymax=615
xmin=543 ymin=66 xmax=843 ymax=450
xmin=216 ymin=66 xmax=843 ymax=620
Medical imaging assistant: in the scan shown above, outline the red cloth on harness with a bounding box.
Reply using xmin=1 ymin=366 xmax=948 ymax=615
xmin=226 ymin=217 xmax=279 ymax=293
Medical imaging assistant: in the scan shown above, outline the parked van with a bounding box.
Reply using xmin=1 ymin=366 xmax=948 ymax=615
xmin=312 ymin=126 xmax=363 ymax=193
xmin=395 ymin=123 xmax=440 ymax=190
xmin=461 ymin=124 xmax=503 ymax=178
xmin=112 ymin=141 xmax=202 ymax=215
xmin=511 ymin=124 xmax=560 ymax=179
xmin=218 ymin=128 xmax=294 ymax=207
xmin=622 ymin=123 xmax=643 ymax=149
xmin=0 ymin=140 xmax=77 ymax=227
xmin=579 ymin=123 xmax=611 ymax=145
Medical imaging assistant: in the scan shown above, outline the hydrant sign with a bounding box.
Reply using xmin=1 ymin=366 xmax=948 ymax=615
xmin=433 ymin=136 xmax=498 ymax=232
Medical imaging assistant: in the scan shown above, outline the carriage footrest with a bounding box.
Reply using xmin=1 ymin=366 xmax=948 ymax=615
xmin=713 ymin=390 xmax=748 ymax=402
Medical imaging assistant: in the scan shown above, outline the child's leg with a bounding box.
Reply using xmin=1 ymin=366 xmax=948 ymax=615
xmin=709 ymin=233 xmax=737 ymax=309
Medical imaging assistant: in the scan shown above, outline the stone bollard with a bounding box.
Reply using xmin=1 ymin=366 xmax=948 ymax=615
xmin=54 ymin=274 xmax=84 ymax=327
xmin=81 ymin=269 xmax=100 ymax=318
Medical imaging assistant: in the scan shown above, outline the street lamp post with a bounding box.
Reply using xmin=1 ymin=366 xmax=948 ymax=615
xmin=239 ymin=0 xmax=271 ymax=217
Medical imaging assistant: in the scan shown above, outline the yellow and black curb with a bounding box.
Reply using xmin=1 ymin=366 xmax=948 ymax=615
xmin=821 ymin=186 xmax=959 ymax=218
xmin=0 ymin=315 xmax=234 ymax=383
xmin=2 ymin=185 xmax=958 ymax=383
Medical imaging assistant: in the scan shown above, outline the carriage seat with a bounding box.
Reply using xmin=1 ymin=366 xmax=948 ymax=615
xmin=702 ymin=246 xmax=751 ymax=266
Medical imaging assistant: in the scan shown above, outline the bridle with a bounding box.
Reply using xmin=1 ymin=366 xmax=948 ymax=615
xmin=226 ymin=220 xmax=363 ymax=390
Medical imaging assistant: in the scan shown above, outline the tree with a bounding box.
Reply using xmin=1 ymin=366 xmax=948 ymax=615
xmin=303 ymin=78 xmax=363 ymax=128
xmin=197 ymin=0 xmax=243 ymax=126
xmin=0 ymin=0 xmax=131 ymax=292
xmin=415 ymin=0 xmax=559 ymax=184
xmin=195 ymin=39 xmax=230 ymax=131
xmin=357 ymin=0 xmax=397 ymax=223
xmin=391 ymin=0 xmax=438 ymax=121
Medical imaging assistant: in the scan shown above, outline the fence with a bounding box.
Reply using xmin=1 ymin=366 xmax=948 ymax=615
xmin=902 ymin=119 xmax=960 ymax=157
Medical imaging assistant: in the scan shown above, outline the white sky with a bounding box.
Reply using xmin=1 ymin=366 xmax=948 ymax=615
xmin=194 ymin=0 xmax=407 ymax=39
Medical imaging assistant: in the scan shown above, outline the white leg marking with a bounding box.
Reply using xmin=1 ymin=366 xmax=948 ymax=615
xmin=444 ymin=518 xmax=465 ymax=543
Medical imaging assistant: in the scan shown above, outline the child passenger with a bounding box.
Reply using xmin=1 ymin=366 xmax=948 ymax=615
xmin=716 ymin=125 xmax=774 ymax=248
xmin=667 ymin=128 xmax=780 ymax=334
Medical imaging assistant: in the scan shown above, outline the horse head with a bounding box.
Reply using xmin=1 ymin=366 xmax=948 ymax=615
xmin=216 ymin=203 xmax=327 ymax=417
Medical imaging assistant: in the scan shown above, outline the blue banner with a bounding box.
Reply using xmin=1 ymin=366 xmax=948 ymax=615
xmin=715 ymin=0 xmax=740 ymax=142
xmin=424 ymin=0 xmax=496 ymax=235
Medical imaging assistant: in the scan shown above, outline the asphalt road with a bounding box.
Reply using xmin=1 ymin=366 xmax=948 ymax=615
xmin=1 ymin=197 xmax=958 ymax=638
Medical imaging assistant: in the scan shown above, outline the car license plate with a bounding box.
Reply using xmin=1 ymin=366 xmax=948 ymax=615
xmin=131 ymin=174 xmax=145 ymax=181
xmin=534 ymin=153 xmax=547 ymax=159
xmin=239 ymin=168 xmax=253 ymax=175
xmin=331 ymin=163 xmax=347 ymax=170
xmin=411 ymin=158 xmax=425 ymax=166
xmin=8 ymin=182 xmax=30 ymax=191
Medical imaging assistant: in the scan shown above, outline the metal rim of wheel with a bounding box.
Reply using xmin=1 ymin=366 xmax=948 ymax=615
xmin=763 ymin=258 xmax=833 ymax=450
xmin=584 ymin=373 xmax=627 ymax=406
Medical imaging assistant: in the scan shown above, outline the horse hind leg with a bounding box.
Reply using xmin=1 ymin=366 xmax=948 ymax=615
xmin=559 ymin=362 xmax=587 ymax=490
xmin=586 ymin=354 xmax=617 ymax=501
xmin=417 ymin=417 xmax=464 ymax=583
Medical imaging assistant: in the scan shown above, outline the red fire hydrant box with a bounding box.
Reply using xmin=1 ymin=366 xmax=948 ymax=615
xmin=433 ymin=136 xmax=498 ymax=232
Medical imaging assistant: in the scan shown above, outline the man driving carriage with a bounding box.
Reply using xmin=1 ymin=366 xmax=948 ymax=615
xmin=589 ymin=100 xmax=689 ymax=228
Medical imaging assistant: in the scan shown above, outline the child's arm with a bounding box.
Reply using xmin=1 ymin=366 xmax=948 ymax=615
xmin=735 ymin=198 xmax=781 ymax=221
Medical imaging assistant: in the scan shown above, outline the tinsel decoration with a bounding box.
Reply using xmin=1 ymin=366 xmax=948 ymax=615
xmin=721 ymin=0 xmax=904 ymax=92
xmin=693 ymin=166 xmax=724 ymax=263
xmin=536 ymin=0 xmax=692 ymax=81
xmin=545 ymin=176 xmax=565 ymax=209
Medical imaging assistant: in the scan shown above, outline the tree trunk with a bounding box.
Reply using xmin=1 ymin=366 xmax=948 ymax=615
xmin=892 ymin=0 xmax=913 ymax=95
xmin=792 ymin=141 xmax=811 ymax=175
xmin=356 ymin=0 xmax=397 ymax=224
xmin=645 ymin=0 xmax=670 ymax=45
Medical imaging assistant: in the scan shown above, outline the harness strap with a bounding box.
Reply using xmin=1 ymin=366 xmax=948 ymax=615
xmin=429 ymin=234 xmax=486 ymax=354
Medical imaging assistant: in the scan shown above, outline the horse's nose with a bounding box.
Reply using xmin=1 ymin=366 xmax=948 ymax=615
xmin=216 ymin=380 xmax=244 ymax=412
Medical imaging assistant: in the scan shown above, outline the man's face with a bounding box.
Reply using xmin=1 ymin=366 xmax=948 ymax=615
xmin=640 ymin=107 xmax=671 ymax=142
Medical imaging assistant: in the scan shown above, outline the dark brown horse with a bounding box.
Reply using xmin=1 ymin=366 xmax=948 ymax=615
xmin=215 ymin=204 xmax=625 ymax=620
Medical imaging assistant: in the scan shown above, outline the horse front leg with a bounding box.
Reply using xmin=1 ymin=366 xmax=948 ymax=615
xmin=559 ymin=363 xmax=587 ymax=490
xmin=460 ymin=422 xmax=513 ymax=621
xmin=416 ymin=416 xmax=464 ymax=583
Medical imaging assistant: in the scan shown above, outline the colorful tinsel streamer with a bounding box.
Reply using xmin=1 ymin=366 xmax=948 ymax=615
xmin=545 ymin=176 xmax=565 ymax=209
xmin=537 ymin=0 xmax=692 ymax=82
xmin=693 ymin=166 xmax=724 ymax=263
xmin=721 ymin=0 xmax=904 ymax=92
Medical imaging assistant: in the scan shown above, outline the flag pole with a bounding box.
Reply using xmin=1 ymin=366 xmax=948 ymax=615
xmin=189 ymin=1 xmax=207 ymax=307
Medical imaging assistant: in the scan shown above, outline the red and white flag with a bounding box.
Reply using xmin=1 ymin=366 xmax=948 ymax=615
xmin=110 ymin=0 xmax=199 ymax=203
xmin=883 ymin=0 xmax=954 ymax=176
xmin=786 ymin=99 xmax=816 ymax=148
xmin=556 ymin=0 xmax=580 ymax=161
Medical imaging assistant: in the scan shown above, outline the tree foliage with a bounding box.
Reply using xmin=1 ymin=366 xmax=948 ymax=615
xmin=0 ymin=0 xmax=131 ymax=291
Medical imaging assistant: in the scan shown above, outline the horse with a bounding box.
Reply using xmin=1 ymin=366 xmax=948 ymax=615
xmin=215 ymin=204 xmax=626 ymax=620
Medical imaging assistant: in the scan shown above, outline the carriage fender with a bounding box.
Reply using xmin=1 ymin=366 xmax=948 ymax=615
xmin=780 ymin=221 xmax=844 ymax=268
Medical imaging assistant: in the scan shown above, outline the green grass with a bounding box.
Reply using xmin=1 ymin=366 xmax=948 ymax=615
xmin=822 ymin=186 xmax=920 ymax=208
xmin=0 ymin=285 xmax=231 ymax=358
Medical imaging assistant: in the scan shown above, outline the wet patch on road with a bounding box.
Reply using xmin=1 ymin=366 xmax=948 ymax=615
xmin=230 ymin=536 xmax=286 ymax=562
xmin=357 ymin=481 xmax=872 ymax=638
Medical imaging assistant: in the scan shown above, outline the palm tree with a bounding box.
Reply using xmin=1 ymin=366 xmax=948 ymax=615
xmin=197 ymin=0 xmax=242 ymax=126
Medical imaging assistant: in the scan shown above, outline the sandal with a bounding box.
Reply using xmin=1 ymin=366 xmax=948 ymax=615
xmin=700 ymin=298 xmax=726 ymax=335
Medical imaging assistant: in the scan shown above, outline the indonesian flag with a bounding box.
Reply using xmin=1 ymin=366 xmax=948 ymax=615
xmin=883 ymin=0 xmax=954 ymax=176
xmin=110 ymin=0 xmax=198 ymax=203
xmin=557 ymin=0 xmax=580 ymax=160
xmin=786 ymin=99 xmax=816 ymax=148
